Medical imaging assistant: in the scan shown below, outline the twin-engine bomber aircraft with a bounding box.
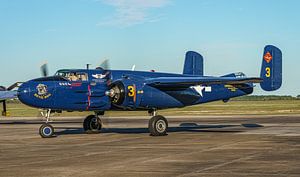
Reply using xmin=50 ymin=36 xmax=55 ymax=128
xmin=17 ymin=45 xmax=282 ymax=138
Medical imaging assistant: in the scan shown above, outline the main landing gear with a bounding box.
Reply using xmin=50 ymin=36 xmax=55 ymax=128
xmin=148 ymin=109 xmax=168 ymax=136
xmin=82 ymin=110 xmax=168 ymax=136
xmin=83 ymin=114 xmax=102 ymax=134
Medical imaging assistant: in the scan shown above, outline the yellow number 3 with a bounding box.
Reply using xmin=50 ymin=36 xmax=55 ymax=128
xmin=128 ymin=86 xmax=135 ymax=97
xmin=265 ymin=67 xmax=271 ymax=78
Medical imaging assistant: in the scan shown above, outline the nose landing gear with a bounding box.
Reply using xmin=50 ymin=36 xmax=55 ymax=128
xmin=39 ymin=109 xmax=55 ymax=138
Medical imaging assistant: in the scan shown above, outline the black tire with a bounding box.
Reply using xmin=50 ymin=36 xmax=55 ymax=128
xmin=148 ymin=115 xmax=168 ymax=136
xmin=39 ymin=123 xmax=54 ymax=138
xmin=83 ymin=115 xmax=102 ymax=134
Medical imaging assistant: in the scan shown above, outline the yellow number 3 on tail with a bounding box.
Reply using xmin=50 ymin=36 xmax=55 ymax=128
xmin=265 ymin=67 xmax=271 ymax=77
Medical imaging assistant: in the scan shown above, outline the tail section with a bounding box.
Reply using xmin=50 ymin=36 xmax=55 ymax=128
xmin=183 ymin=51 xmax=204 ymax=76
xmin=260 ymin=45 xmax=282 ymax=91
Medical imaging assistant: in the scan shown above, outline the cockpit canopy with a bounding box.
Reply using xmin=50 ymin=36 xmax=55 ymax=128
xmin=55 ymin=69 xmax=88 ymax=81
xmin=234 ymin=72 xmax=247 ymax=78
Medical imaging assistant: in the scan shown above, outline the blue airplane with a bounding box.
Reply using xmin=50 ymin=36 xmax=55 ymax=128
xmin=17 ymin=45 xmax=282 ymax=138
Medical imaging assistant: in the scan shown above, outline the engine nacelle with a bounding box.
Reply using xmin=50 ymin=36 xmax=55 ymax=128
xmin=106 ymin=79 xmax=144 ymax=109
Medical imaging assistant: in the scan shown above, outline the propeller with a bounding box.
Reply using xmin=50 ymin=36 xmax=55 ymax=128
xmin=40 ymin=62 xmax=49 ymax=77
xmin=99 ymin=59 xmax=110 ymax=70
xmin=97 ymin=59 xmax=118 ymax=101
xmin=97 ymin=59 xmax=112 ymax=83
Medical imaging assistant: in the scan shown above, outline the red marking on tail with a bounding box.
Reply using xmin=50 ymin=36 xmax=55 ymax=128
xmin=264 ymin=52 xmax=273 ymax=63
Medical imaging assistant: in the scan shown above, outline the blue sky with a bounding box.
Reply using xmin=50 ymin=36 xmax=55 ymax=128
xmin=0 ymin=0 xmax=299 ymax=95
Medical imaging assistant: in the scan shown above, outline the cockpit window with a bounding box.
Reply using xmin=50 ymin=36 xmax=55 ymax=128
xmin=56 ymin=71 xmax=69 ymax=78
xmin=69 ymin=72 xmax=88 ymax=81
xmin=234 ymin=72 xmax=246 ymax=78
xmin=55 ymin=70 xmax=88 ymax=81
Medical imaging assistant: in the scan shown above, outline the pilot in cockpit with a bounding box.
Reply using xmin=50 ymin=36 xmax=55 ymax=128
xmin=69 ymin=73 xmax=78 ymax=81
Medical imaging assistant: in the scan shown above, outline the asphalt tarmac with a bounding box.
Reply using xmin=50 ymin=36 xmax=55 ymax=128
xmin=0 ymin=115 xmax=299 ymax=177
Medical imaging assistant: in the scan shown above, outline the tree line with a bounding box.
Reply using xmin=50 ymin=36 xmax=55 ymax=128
xmin=233 ymin=95 xmax=300 ymax=101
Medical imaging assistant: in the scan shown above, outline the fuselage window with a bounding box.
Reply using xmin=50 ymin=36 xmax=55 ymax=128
xmin=68 ymin=72 xmax=88 ymax=81
xmin=76 ymin=73 xmax=88 ymax=81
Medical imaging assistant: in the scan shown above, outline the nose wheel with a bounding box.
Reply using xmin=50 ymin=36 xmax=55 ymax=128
xmin=39 ymin=123 xmax=54 ymax=138
xmin=39 ymin=109 xmax=55 ymax=138
xmin=83 ymin=115 xmax=102 ymax=134
xmin=148 ymin=115 xmax=168 ymax=136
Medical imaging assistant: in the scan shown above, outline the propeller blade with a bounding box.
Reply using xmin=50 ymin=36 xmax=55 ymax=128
xmin=97 ymin=59 xmax=112 ymax=85
xmin=99 ymin=59 xmax=110 ymax=70
xmin=131 ymin=65 xmax=136 ymax=71
xmin=40 ymin=62 xmax=49 ymax=77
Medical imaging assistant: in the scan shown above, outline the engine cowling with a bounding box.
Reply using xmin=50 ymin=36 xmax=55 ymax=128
xmin=106 ymin=81 xmax=125 ymax=105
xmin=106 ymin=79 xmax=144 ymax=109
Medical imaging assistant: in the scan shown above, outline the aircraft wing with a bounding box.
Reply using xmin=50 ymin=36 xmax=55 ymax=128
xmin=0 ymin=91 xmax=17 ymax=100
xmin=145 ymin=76 xmax=262 ymax=88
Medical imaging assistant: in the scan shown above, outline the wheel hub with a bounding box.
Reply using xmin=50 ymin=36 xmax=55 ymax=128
xmin=156 ymin=120 xmax=166 ymax=133
xmin=43 ymin=127 xmax=52 ymax=135
xmin=90 ymin=117 xmax=100 ymax=130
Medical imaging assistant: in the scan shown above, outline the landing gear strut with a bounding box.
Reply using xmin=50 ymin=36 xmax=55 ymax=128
xmin=83 ymin=112 xmax=103 ymax=134
xmin=1 ymin=100 xmax=9 ymax=116
xmin=148 ymin=109 xmax=168 ymax=136
xmin=39 ymin=109 xmax=55 ymax=138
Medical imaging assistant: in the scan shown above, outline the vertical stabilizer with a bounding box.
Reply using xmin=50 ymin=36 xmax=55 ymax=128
xmin=183 ymin=51 xmax=204 ymax=76
xmin=260 ymin=45 xmax=282 ymax=91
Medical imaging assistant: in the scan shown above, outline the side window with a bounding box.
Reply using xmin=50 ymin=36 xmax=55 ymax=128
xmin=76 ymin=73 xmax=88 ymax=81
xmin=68 ymin=72 xmax=78 ymax=81
xmin=64 ymin=72 xmax=88 ymax=82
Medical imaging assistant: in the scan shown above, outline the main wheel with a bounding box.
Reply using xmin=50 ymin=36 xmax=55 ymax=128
xmin=148 ymin=115 xmax=168 ymax=136
xmin=83 ymin=115 xmax=102 ymax=134
xmin=39 ymin=123 xmax=54 ymax=138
